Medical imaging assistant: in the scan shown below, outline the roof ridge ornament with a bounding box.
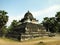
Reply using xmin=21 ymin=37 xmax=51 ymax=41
xmin=27 ymin=10 xmax=30 ymax=13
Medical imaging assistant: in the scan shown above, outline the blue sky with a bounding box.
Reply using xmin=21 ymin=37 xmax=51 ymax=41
xmin=0 ymin=0 xmax=60 ymax=26
xmin=0 ymin=0 xmax=51 ymax=15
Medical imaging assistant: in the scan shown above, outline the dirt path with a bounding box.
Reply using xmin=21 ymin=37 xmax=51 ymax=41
xmin=0 ymin=36 xmax=60 ymax=45
xmin=19 ymin=37 xmax=60 ymax=45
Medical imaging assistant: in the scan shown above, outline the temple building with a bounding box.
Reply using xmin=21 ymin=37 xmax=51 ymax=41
xmin=15 ymin=11 xmax=46 ymax=40
xmin=7 ymin=11 xmax=46 ymax=41
xmin=20 ymin=11 xmax=38 ymax=24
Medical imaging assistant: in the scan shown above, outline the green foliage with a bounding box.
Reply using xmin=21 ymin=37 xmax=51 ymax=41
xmin=42 ymin=11 xmax=60 ymax=33
xmin=1 ymin=26 xmax=8 ymax=37
xmin=55 ymin=12 xmax=60 ymax=33
xmin=7 ymin=20 xmax=19 ymax=32
xmin=0 ymin=10 xmax=8 ymax=29
xmin=55 ymin=12 xmax=60 ymax=18
xmin=0 ymin=10 xmax=8 ymax=36
xmin=2 ymin=26 xmax=7 ymax=34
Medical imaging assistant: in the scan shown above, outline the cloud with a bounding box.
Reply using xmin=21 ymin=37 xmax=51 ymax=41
xmin=7 ymin=13 xmax=24 ymax=26
xmin=32 ymin=5 xmax=60 ymax=22
xmin=7 ymin=5 xmax=60 ymax=26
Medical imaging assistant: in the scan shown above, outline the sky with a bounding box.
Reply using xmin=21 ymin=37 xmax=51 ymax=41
xmin=0 ymin=0 xmax=60 ymax=26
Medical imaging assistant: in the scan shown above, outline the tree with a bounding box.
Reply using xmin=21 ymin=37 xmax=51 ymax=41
xmin=7 ymin=20 xmax=19 ymax=32
xmin=42 ymin=17 xmax=50 ymax=32
xmin=42 ymin=17 xmax=56 ymax=33
xmin=1 ymin=26 xmax=8 ymax=37
xmin=42 ymin=11 xmax=60 ymax=33
xmin=7 ymin=20 xmax=22 ymax=41
xmin=0 ymin=10 xmax=8 ymax=36
xmin=55 ymin=12 xmax=60 ymax=33
xmin=49 ymin=17 xmax=56 ymax=33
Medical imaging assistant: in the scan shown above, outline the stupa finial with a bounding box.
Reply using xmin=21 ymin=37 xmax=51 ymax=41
xmin=27 ymin=10 xmax=30 ymax=13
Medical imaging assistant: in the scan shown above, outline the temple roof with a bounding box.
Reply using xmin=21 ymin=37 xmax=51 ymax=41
xmin=24 ymin=11 xmax=33 ymax=19
xmin=20 ymin=11 xmax=38 ymax=22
